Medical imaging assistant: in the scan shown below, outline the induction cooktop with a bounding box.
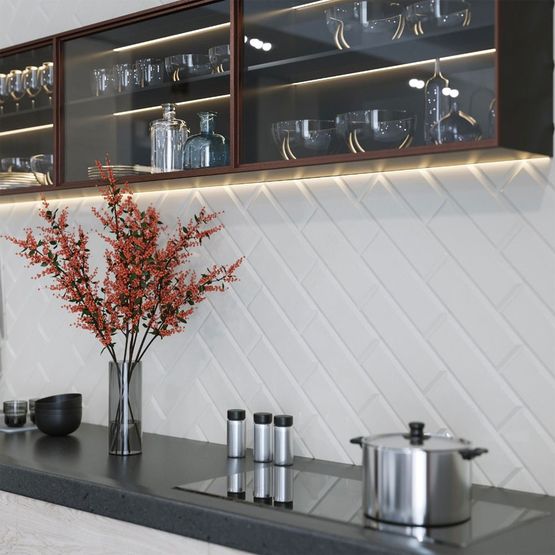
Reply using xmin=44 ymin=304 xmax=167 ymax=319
xmin=175 ymin=461 xmax=548 ymax=548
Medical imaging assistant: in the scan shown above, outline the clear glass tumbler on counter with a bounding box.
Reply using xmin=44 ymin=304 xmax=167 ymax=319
xmin=3 ymin=400 xmax=28 ymax=427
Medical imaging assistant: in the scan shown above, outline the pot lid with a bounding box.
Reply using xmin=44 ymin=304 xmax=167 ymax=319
xmin=362 ymin=422 xmax=471 ymax=452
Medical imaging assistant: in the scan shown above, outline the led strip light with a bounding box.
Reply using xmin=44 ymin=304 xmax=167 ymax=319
xmin=113 ymin=94 xmax=230 ymax=117
xmin=0 ymin=123 xmax=53 ymax=137
xmin=293 ymin=48 xmax=496 ymax=86
xmin=113 ymin=22 xmax=230 ymax=52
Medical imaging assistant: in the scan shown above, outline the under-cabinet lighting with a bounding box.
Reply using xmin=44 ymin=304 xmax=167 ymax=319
xmin=292 ymin=0 xmax=336 ymax=10
xmin=0 ymin=123 xmax=53 ymax=137
xmin=113 ymin=94 xmax=230 ymax=117
xmin=292 ymin=48 xmax=496 ymax=86
xmin=113 ymin=22 xmax=230 ymax=52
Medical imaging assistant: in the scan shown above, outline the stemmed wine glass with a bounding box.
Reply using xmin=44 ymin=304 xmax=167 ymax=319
xmin=0 ymin=73 xmax=8 ymax=114
xmin=39 ymin=61 xmax=54 ymax=105
xmin=22 ymin=65 xmax=42 ymax=109
xmin=7 ymin=69 xmax=25 ymax=111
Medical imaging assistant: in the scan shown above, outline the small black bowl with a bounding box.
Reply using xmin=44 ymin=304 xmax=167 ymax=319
xmin=34 ymin=405 xmax=82 ymax=436
xmin=35 ymin=393 xmax=82 ymax=408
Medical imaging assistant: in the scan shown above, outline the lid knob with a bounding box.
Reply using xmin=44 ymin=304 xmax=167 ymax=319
xmin=409 ymin=421 xmax=425 ymax=445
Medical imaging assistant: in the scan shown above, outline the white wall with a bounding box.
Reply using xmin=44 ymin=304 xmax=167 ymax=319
xmin=0 ymin=1 xmax=554 ymax=496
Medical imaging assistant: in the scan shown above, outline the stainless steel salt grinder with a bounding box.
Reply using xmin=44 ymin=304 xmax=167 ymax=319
xmin=253 ymin=412 xmax=273 ymax=462
xmin=227 ymin=409 xmax=246 ymax=458
xmin=274 ymin=414 xmax=294 ymax=466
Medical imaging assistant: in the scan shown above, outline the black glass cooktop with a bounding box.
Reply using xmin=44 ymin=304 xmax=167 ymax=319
xmin=176 ymin=461 xmax=548 ymax=548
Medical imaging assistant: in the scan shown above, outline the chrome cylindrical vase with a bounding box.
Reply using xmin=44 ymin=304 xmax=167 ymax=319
xmin=109 ymin=361 xmax=142 ymax=456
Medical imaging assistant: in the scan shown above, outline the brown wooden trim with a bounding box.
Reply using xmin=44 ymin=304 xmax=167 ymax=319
xmin=53 ymin=37 xmax=62 ymax=187
xmin=230 ymin=0 xmax=243 ymax=169
xmin=494 ymin=0 xmax=500 ymax=145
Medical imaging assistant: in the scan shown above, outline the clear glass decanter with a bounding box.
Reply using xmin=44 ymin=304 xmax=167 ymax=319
xmin=424 ymin=58 xmax=450 ymax=145
xmin=184 ymin=111 xmax=229 ymax=169
xmin=431 ymin=100 xmax=482 ymax=145
xmin=150 ymin=103 xmax=189 ymax=173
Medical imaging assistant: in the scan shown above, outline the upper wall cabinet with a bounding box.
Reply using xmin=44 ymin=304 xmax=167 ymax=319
xmin=62 ymin=0 xmax=231 ymax=184
xmin=0 ymin=43 xmax=54 ymax=190
xmin=0 ymin=0 xmax=551 ymax=197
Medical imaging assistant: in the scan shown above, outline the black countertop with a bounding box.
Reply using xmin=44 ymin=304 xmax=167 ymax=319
xmin=0 ymin=424 xmax=553 ymax=555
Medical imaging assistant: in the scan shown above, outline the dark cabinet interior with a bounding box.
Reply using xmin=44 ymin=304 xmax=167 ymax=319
xmin=0 ymin=0 xmax=551 ymax=198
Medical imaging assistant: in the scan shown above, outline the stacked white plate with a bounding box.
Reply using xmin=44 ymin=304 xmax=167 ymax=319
xmin=87 ymin=164 xmax=151 ymax=180
xmin=0 ymin=172 xmax=39 ymax=189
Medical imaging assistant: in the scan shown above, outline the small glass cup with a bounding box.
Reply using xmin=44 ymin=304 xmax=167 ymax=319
xmin=112 ymin=63 xmax=137 ymax=94
xmin=91 ymin=67 xmax=113 ymax=97
xmin=135 ymin=58 xmax=163 ymax=88
xmin=3 ymin=400 xmax=28 ymax=427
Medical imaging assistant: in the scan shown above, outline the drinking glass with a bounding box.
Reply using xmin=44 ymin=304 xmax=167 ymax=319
xmin=113 ymin=63 xmax=136 ymax=94
xmin=91 ymin=68 xmax=113 ymax=96
xmin=7 ymin=69 xmax=25 ymax=111
xmin=22 ymin=65 xmax=42 ymax=109
xmin=135 ymin=58 xmax=163 ymax=88
xmin=39 ymin=61 xmax=54 ymax=105
xmin=0 ymin=73 xmax=8 ymax=114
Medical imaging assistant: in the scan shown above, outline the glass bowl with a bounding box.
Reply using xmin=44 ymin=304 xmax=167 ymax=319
xmin=271 ymin=120 xmax=338 ymax=160
xmin=325 ymin=1 xmax=405 ymax=50
xmin=164 ymin=54 xmax=212 ymax=81
xmin=209 ymin=44 xmax=230 ymax=73
xmin=405 ymin=0 xmax=471 ymax=36
xmin=0 ymin=157 xmax=31 ymax=172
xmin=30 ymin=154 xmax=54 ymax=185
xmin=336 ymin=110 xmax=416 ymax=152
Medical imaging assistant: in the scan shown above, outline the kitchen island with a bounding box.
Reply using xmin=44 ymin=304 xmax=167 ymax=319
xmin=0 ymin=424 xmax=552 ymax=555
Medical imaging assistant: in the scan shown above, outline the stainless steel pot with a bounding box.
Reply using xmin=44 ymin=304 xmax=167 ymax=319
xmin=351 ymin=422 xmax=488 ymax=527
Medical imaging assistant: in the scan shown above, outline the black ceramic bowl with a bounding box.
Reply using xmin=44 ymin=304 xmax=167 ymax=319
xmin=35 ymin=393 xmax=82 ymax=408
xmin=34 ymin=405 xmax=82 ymax=436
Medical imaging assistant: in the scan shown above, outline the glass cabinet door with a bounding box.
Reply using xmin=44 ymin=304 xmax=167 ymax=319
xmin=62 ymin=0 xmax=230 ymax=183
xmin=0 ymin=44 xmax=54 ymax=189
xmin=241 ymin=0 xmax=495 ymax=165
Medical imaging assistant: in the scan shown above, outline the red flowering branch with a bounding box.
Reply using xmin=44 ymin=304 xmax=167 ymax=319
xmin=4 ymin=161 xmax=243 ymax=369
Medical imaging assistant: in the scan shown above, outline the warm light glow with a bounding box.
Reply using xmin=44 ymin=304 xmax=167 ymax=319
xmin=292 ymin=0 xmax=336 ymax=10
xmin=293 ymin=49 xmax=496 ymax=86
xmin=113 ymin=94 xmax=230 ymax=117
xmin=0 ymin=123 xmax=53 ymax=137
xmin=113 ymin=22 xmax=230 ymax=52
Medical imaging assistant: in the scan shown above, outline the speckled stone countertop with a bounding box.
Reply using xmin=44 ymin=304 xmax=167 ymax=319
xmin=0 ymin=423 xmax=552 ymax=555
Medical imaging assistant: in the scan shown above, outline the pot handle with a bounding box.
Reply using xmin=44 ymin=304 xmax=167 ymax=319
xmin=350 ymin=436 xmax=364 ymax=447
xmin=459 ymin=447 xmax=489 ymax=460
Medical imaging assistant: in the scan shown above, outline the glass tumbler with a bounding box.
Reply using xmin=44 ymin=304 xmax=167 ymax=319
xmin=3 ymin=400 xmax=28 ymax=427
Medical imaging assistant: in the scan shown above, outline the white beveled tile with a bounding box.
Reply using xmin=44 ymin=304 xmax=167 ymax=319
xmin=502 ymin=225 xmax=555 ymax=312
xmin=429 ymin=200 xmax=521 ymax=306
xmin=427 ymin=318 xmax=519 ymax=427
xmin=428 ymin=259 xmax=520 ymax=367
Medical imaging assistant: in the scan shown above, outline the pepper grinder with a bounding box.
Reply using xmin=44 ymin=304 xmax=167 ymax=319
xmin=253 ymin=412 xmax=273 ymax=462
xmin=274 ymin=414 xmax=294 ymax=466
xmin=227 ymin=409 xmax=246 ymax=458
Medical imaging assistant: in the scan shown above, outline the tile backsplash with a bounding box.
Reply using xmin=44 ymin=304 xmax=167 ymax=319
xmin=0 ymin=1 xmax=554 ymax=496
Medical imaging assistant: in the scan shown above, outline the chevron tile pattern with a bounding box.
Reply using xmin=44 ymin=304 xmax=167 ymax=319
xmin=0 ymin=160 xmax=554 ymax=496
xmin=0 ymin=1 xmax=554 ymax=497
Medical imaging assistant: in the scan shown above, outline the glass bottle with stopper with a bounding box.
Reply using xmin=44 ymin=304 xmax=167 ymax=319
xmin=150 ymin=103 xmax=189 ymax=173
xmin=184 ymin=111 xmax=229 ymax=169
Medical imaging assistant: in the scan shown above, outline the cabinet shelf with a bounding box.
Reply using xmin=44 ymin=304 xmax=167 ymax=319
xmin=245 ymin=26 xmax=495 ymax=86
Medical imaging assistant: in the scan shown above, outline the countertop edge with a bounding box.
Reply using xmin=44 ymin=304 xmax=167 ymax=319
xmin=0 ymin=460 xmax=401 ymax=555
